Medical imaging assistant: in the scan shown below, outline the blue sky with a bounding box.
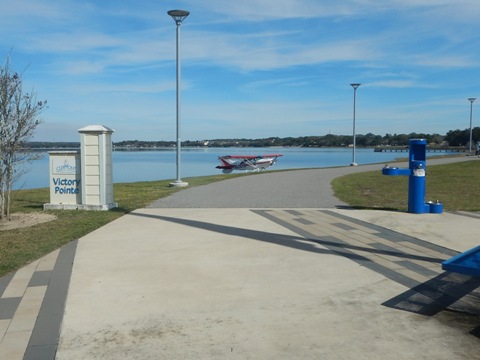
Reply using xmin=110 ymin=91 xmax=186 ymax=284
xmin=1 ymin=0 xmax=479 ymax=142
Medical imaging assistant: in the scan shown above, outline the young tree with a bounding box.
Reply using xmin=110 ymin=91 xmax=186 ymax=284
xmin=0 ymin=54 xmax=46 ymax=220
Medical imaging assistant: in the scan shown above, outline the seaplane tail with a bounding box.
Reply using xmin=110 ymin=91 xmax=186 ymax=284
xmin=215 ymin=156 xmax=235 ymax=173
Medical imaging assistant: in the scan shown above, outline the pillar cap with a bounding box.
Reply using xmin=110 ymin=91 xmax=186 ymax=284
xmin=78 ymin=125 xmax=115 ymax=134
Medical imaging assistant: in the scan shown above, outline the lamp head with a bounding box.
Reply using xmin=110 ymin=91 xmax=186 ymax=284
xmin=168 ymin=10 xmax=190 ymax=24
xmin=350 ymin=83 xmax=361 ymax=89
xmin=468 ymin=98 xmax=476 ymax=103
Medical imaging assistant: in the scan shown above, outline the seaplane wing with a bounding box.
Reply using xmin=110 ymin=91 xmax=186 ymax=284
xmin=216 ymin=154 xmax=283 ymax=173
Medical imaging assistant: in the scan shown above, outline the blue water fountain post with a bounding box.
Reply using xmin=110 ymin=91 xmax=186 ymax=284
xmin=381 ymin=138 xmax=443 ymax=214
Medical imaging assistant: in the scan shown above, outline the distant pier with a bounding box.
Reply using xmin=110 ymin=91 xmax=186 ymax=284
xmin=373 ymin=146 xmax=467 ymax=153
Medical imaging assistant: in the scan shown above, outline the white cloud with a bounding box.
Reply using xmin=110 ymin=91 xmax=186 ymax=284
xmin=412 ymin=55 xmax=477 ymax=68
xmin=184 ymin=0 xmax=349 ymax=21
xmin=366 ymin=80 xmax=435 ymax=89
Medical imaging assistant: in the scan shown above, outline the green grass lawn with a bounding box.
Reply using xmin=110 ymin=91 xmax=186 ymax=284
xmin=332 ymin=160 xmax=480 ymax=211
xmin=1 ymin=160 xmax=479 ymax=278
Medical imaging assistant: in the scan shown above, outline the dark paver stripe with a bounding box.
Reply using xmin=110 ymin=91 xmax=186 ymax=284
xmin=0 ymin=297 xmax=22 ymax=320
xmin=331 ymin=222 xmax=357 ymax=231
xmin=293 ymin=217 xmax=315 ymax=225
xmin=29 ymin=271 xmax=53 ymax=287
xmin=0 ymin=272 xmax=15 ymax=298
xmin=23 ymin=240 xmax=78 ymax=360
xmin=395 ymin=260 xmax=439 ymax=278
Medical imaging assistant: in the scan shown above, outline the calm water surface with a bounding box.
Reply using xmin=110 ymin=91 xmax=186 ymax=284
xmin=15 ymin=147 xmax=444 ymax=190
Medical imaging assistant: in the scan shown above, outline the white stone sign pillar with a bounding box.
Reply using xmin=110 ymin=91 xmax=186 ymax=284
xmin=78 ymin=125 xmax=117 ymax=210
xmin=44 ymin=124 xmax=117 ymax=211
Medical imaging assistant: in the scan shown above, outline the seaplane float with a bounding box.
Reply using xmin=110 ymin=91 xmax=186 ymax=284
xmin=216 ymin=154 xmax=283 ymax=173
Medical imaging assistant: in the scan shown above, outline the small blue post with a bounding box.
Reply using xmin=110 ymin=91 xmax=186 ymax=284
xmin=382 ymin=138 xmax=443 ymax=214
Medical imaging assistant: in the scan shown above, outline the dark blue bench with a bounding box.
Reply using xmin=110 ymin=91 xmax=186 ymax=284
xmin=442 ymin=245 xmax=480 ymax=277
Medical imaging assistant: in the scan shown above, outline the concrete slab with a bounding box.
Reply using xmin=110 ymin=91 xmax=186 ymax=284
xmin=0 ymin=330 xmax=31 ymax=360
xmin=8 ymin=286 xmax=47 ymax=333
xmin=56 ymin=208 xmax=480 ymax=360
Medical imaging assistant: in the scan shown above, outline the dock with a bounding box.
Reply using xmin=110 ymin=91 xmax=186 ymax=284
xmin=374 ymin=146 xmax=468 ymax=153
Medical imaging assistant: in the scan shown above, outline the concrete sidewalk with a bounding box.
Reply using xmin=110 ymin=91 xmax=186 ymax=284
xmin=1 ymin=157 xmax=479 ymax=359
xmin=148 ymin=156 xmax=477 ymax=208
xmin=55 ymin=208 xmax=480 ymax=359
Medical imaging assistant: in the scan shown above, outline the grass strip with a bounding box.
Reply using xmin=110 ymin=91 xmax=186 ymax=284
xmin=332 ymin=160 xmax=480 ymax=211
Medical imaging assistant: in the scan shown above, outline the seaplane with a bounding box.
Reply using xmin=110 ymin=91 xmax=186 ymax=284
xmin=216 ymin=154 xmax=283 ymax=173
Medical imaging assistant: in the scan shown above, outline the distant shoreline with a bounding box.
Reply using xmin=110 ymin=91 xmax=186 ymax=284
xmin=22 ymin=145 xmax=469 ymax=153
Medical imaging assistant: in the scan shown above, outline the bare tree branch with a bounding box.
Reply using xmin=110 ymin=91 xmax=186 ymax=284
xmin=0 ymin=52 xmax=46 ymax=220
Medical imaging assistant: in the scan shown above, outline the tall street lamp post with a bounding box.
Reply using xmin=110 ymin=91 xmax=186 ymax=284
xmin=168 ymin=9 xmax=190 ymax=187
xmin=468 ymin=97 xmax=476 ymax=156
xmin=350 ymin=83 xmax=361 ymax=166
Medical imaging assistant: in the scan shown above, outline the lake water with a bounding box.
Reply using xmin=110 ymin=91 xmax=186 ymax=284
xmin=14 ymin=147 xmax=446 ymax=190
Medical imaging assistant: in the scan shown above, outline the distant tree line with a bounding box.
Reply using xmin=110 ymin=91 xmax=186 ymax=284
xmin=28 ymin=141 xmax=80 ymax=149
xmin=24 ymin=127 xmax=480 ymax=149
